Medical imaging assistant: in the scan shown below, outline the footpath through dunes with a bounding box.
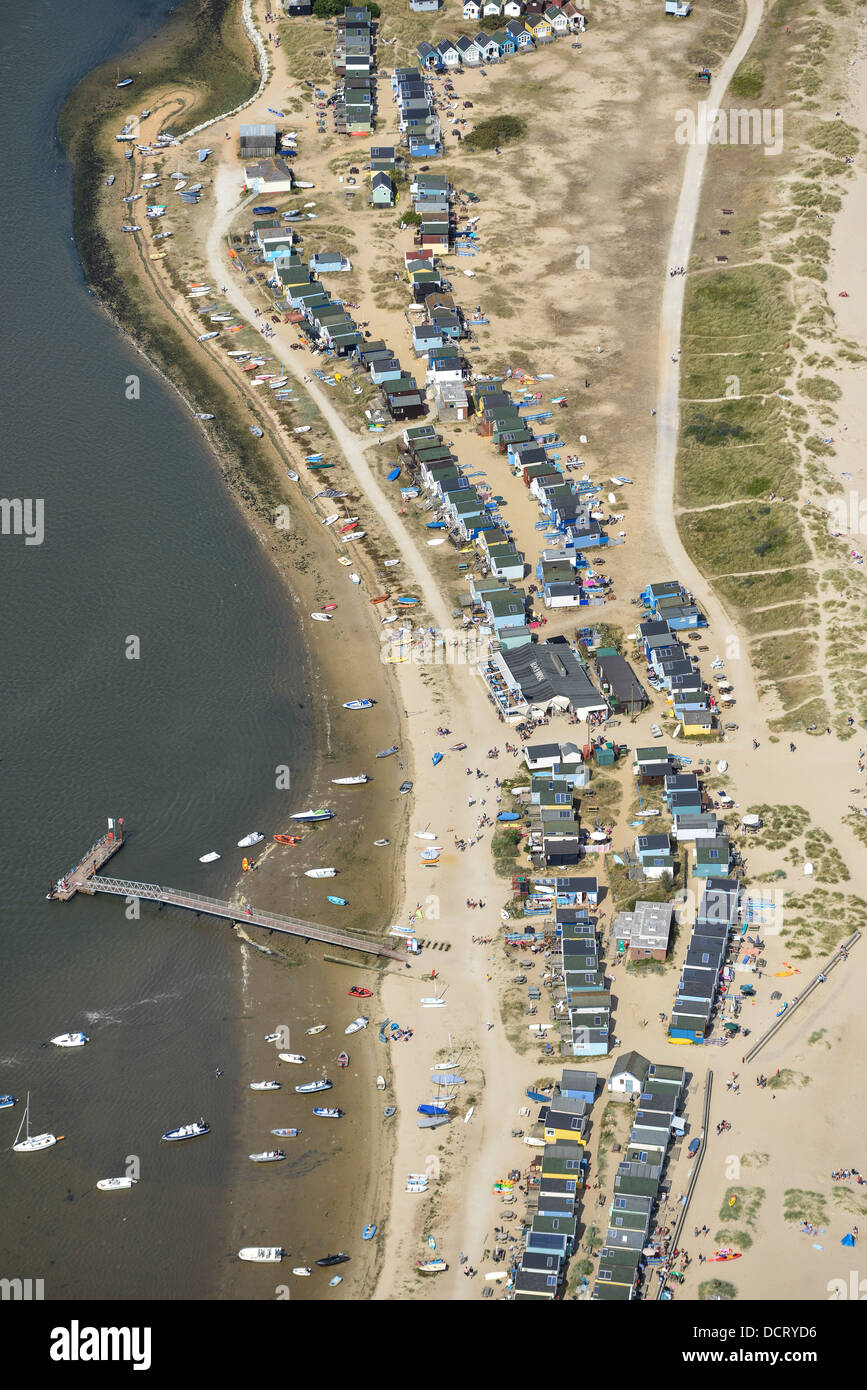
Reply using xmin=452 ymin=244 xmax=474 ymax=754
xmin=654 ymin=0 xmax=767 ymax=723
xmin=204 ymin=162 xmax=454 ymax=635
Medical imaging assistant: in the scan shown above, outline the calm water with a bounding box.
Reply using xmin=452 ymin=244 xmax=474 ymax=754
xmin=0 ymin=0 xmax=314 ymax=1298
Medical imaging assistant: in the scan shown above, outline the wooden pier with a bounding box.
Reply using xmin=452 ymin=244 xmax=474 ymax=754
xmin=47 ymin=818 xmax=126 ymax=900
xmin=48 ymin=820 xmax=405 ymax=962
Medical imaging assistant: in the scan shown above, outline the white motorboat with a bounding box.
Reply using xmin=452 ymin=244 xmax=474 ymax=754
xmin=51 ymin=1032 xmax=89 ymax=1048
xmin=249 ymin=1150 xmax=286 ymax=1162
xmin=292 ymin=1266 xmax=312 ymax=1277
xmin=238 ymin=832 xmax=265 ymax=847
xmin=162 ymin=1119 xmax=210 ymax=1141
xmin=407 ymin=1173 xmax=431 ymax=1184
xmin=290 ymin=808 xmax=334 ymax=822
xmin=406 ymin=1182 xmax=428 ymax=1193
xmin=239 ymin=1247 xmax=284 ymax=1262
xmin=349 ymin=574 xmax=361 ymax=584
xmin=383 ymin=559 xmax=400 ymax=567
xmin=374 ymin=839 xmax=390 ymax=847
xmin=345 ymin=1016 xmax=369 ymax=1035
xmin=250 ymin=1081 xmax=281 ymax=1091
xmin=278 ymin=1053 xmax=306 ymax=1064
xmin=197 ymin=332 xmax=219 ymax=342
xmin=322 ymin=514 xmax=340 ymax=526
xmin=12 ymin=1094 xmax=58 ymax=1153
xmin=286 ymin=470 xmax=299 ymax=482
xmin=305 ymin=868 xmax=337 ymax=878
xmin=97 ymin=1177 xmax=138 ymax=1190
xmin=375 ymin=1075 xmax=386 ymax=1090
xmin=296 ymin=1078 xmax=332 ymax=1093
xmin=199 ymin=851 xmax=220 ymax=863
xmin=311 ymin=612 xmax=332 ymax=622
xmin=331 ymin=775 xmax=369 ymax=784
xmin=414 ymin=832 xmax=437 ymax=840
xmin=305 ymin=1024 xmax=327 ymax=1035
xmin=420 ymin=847 xmax=442 ymax=860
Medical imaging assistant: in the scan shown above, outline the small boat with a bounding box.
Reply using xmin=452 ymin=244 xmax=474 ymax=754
xmin=272 ymin=1128 xmax=300 ymax=1137
xmin=239 ymin=1248 xmax=284 ymax=1262
xmin=374 ymin=838 xmax=390 ymax=847
xmin=384 ymin=1106 xmax=397 ymax=1118
xmin=776 ymin=1002 xmax=788 ymax=1018
xmin=316 ymin=1253 xmax=349 ymax=1267
xmin=277 ymin=1053 xmax=306 ymax=1064
xmin=328 ymin=1276 xmax=342 ymax=1286
xmin=162 ymin=1119 xmax=210 ymax=1141
xmin=250 ymin=426 xmax=264 ymax=438
xmin=349 ymin=987 xmax=372 ymax=998
xmin=322 ymin=514 xmax=340 ymax=527
xmin=105 ymin=174 xmax=116 ymax=186
xmin=296 ymin=1079 xmax=331 ymax=1093
xmin=345 ymin=1017 xmax=368 ymax=1034
xmin=343 ymin=699 xmax=373 ymax=710
xmin=249 ymin=1150 xmax=286 ymax=1162
xmin=51 ymin=1032 xmax=89 ymax=1048
xmin=420 ymin=848 xmax=442 ymax=861
xmin=432 ymin=1074 xmax=465 ymax=1086
xmin=384 ymin=559 xmax=400 ymax=567
xmin=387 ymin=467 xmax=401 ymax=481
xmin=375 ymin=1075 xmax=386 ymax=1090
xmin=12 ymin=1093 xmax=60 ymax=1153
xmin=418 ymin=1104 xmax=449 ymax=1116
xmin=322 ymin=603 xmax=339 ymax=611
xmin=417 ymin=1260 xmax=448 ymax=1273
xmin=293 ymin=1267 xmax=312 ymax=1277
xmin=291 ymin=808 xmax=334 ymax=822
xmin=362 ymin=1224 xmax=377 ymax=1240
xmin=709 ymin=1248 xmax=742 ymax=1263
xmin=327 ymin=896 xmax=348 ymax=906
xmin=197 ymin=332 xmax=219 ymax=342
xmin=395 ymin=597 xmax=419 ymax=606
xmin=0 ymin=1096 xmax=16 ymax=1110
xmin=96 ymin=1177 xmax=138 ymax=1190
xmin=417 ymin=1114 xmax=450 ymax=1129
xmin=305 ymin=868 xmax=337 ymax=878
xmin=286 ymin=470 xmax=299 ymax=482
xmin=370 ymin=596 xmax=389 ymax=605
xmin=252 ymin=205 xmax=277 ymax=215
xmin=311 ymin=612 xmax=332 ymax=622
xmin=250 ymin=1081 xmax=281 ymax=1091
xmin=399 ymin=781 xmax=413 ymax=795
xmin=414 ymin=831 xmax=437 ymax=840
xmin=331 ymin=775 xmax=368 ymax=785
xmin=376 ymin=746 xmax=398 ymax=758
xmin=406 ymin=1181 xmax=428 ymax=1193
xmin=195 ymin=414 xmax=215 ymax=422
xmin=241 ymin=857 xmax=250 ymax=872
xmin=273 ymin=834 xmax=299 ymax=845
xmin=265 ymin=1032 xmax=281 ymax=1042
xmin=432 ymin=752 xmax=443 ymax=767
xmin=199 ymin=851 xmax=220 ymax=863
xmin=312 ymin=1107 xmax=342 ymax=1118
xmin=197 ymin=149 xmax=211 ymax=162
xmin=337 ymin=1052 xmax=349 ymax=1068
xmin=305 ymin=1024 xmax=327 ymax=1035
xmin=238 ymin=832 xmax=264 ymax=847
xmin=294 ymin=425 xmax=312 ymax=434
xmin=349 ymin=574 xmax=361 ymax=584
xmin=428 ymin=539 xmax=446 ymax=547
xmin=497 ymin=811 xmax=520 ymax=822
xmin=117 ymin=77 xmax=133 ymax=87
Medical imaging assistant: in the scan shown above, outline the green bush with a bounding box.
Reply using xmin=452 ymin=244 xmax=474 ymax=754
xmin=466 ymin=114 xmax=527 ymax=151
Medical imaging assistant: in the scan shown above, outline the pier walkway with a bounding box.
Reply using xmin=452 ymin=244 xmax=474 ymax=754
xmin=48 ymin=819 xmax=405 ymax=962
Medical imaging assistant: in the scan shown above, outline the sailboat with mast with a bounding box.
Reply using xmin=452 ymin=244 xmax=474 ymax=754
xmin=419 ymin=979 xmax=447 ymax=1008
xmin=12 ymin=1093 xmax=59 ymax=1152
xmin=431 ymin=1033 xmax=462 ymax=1070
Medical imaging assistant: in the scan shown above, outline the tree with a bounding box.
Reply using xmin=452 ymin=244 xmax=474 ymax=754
xmin=399 ymin=209 xmax=421 ymax=227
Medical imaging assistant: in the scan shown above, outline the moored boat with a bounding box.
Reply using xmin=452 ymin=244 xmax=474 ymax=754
xmin=239 ymin=1247 xmax=284 ymax=1262
xmin=272 ymin=1128 xmax=300 ymax=1137
xmin=327 ymin=896 xmax=348 ymax=906
xmin=343 ymin=699 xmax=373 ymax=710
xmin=250 ymin=1081 xmax=281 ymax=1091
xmin=315 ymin=1253 xmax=349 ymax=1268
xmin=337 ymin=1051 xmax=349 ymax=1068
xmin=349 ymin=986 xmax=372 ymax=998
xmin=278 ymin=1053 xmax=306 ymax=1065
xmin=296 ymin=1078 xmax=331 ymax=1093
xmin=97 ymin=1177 xmax=138 ymax=1190
xmin=312 ymin=1107 xmax=342 ymax=1118
xmin=162 ymin=1118 xmax=210 ymax=1141
xmin=51 ymin=1032 xmax=89 ymax=1048
xmin=291 ymin=808 xmax=334 ymax=822
xmin=417 ymin=1259 xmax=448 ymax=1273
xmin=305 ymin=868 xmax=337 ymax=878
xmin=249 ymin=1150 xmax=286 ymax=1162
xmin=362 ymin=1224 xmax=377 ymax=1240
xmin=0 ymin=1095 xmax=17 ymax=1110
xmin=376 ymin=746 xmax=398 ymax=758
xmin=238 ymin=832 xmax=264 ymax=847
xmin=305 ymin=1024 xmax=327 ymax=1035
xmin=345 ymin=1016 xmax=368 ymax=1035
xmin=331 ymin=774 xmax=369 ymax=784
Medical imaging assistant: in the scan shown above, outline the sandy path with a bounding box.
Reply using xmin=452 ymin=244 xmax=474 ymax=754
xmin=653 ymin=0 xmax=767 ymax=723
xmin=204 ymin=162 xmax=454 ymax=635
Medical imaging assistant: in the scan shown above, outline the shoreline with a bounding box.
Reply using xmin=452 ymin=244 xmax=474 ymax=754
xmin=58 ymin=0 xmax=406 ymax=1298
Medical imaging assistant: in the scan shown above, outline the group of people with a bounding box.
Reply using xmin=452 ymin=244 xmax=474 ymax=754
xmin=669 ymin=265 xmax=686 ymax=276
xmin=465 ymin=899 xmax=487 ymax=910
xmin=831 ymin=1168 xmax=863 ymax=1184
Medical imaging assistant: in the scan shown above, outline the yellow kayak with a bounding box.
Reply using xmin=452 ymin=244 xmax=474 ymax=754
xmin=150 ymin=251 xmax=167 ymax=260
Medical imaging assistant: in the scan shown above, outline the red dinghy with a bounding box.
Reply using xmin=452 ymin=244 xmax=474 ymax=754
xmin=349 ymin=986 xmax=373 ymax=998
xmin=339 ymin=522 xmax=358 ymax=534
xmin=322 ymin=603 xmax=338 ymax=611
xmin=274 ymin=833 xmax=300 ymax=844
xmin=337 ymin=1051 xmax=349 ymax=1068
